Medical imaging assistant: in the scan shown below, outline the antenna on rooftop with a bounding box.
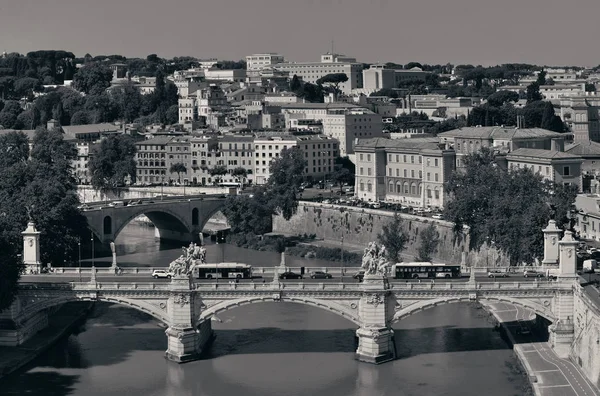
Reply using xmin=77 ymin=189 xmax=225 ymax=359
xmin=331 ymin=39 xmax=335 ymax=55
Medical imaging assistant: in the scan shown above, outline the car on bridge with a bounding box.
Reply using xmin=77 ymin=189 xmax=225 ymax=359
xmin=152 ymin=269 xmax=174 ymax=279
xmin=523 ymin=269 xmax=545 ymax=278
xmin=487 ymin=270 xmax=509 ymax=278
xmin=310 ymin=271 xmax=333 ymax=279
xmin=279 ymin=271 xmax=303 ymax=280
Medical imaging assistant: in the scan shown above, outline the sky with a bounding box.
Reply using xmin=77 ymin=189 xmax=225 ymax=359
xmin=1 ymin=0 xmax=599 ymax=67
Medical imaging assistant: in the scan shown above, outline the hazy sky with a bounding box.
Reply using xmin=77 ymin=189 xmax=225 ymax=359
xmin=1 ymin=0 xmax=599 ymax=66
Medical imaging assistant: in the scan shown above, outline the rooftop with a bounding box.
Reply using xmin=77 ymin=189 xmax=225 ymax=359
xmin=506 ymin=148 xmax=582 ymax=160
xmin=439 ymin=126 xmax=564 ymax=140
xmin=355 ymin=137 xmax=440 ymax=151
xmin=135 ymin=136 xmax=174 ymax=146
xmin=565 ymin=141 xmax=600 ymax=156
xmin=62 ymin=123 xmax=120 ymax=138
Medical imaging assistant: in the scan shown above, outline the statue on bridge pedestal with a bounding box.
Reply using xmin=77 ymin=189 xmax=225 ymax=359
xmin=361 ymin=242 xmax=390 ymax=276
xmin=168 ymin=243 xmax=207 ymax=277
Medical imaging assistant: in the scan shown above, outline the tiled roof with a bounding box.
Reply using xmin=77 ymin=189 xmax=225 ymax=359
xmin=355 ymin=137 xmax=440 ymax=151
xmin=506 ymin=148 xmax=581 ymax=160
xmin=135 ymin=136 xmax=174 ymax=146
xmin=62 ymin=123 xmax=120 ymax=137
xmin=565 ymin=141 xmax=600 ymax=156
xmin=278 ymin=102 xmax=362 ymax=110
xmin=438 ymin=126 xmax=564 ymax=140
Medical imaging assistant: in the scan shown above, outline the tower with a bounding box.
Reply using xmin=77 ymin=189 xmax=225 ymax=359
xmin=22 ymin=221 xmax=41 ymax=274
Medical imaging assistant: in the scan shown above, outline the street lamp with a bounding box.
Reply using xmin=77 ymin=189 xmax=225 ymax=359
xmin=161 ymin=175 xmax=165 ymax=201
xmin=78 ymin=237 xmax=82 ymax=282
xmin=91 ymin=230 xmax=95 ymax=269
xmin=341 ymin=235 xmax=345 ymax=277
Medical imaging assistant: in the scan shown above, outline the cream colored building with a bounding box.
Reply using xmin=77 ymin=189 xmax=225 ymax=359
xmin=253 ymin=134 xmax=339 ymax=185
xmin=362 ymin=64 xmax=431 ymax=93
xmin=354 ymin=137 xmax=455 ymax=208
xmin=558 ymin=94 xmax=600 ymax=142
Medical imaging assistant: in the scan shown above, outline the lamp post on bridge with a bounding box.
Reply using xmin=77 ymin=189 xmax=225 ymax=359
xmin=341 ymin=235 xmax=345 ymax=276
xmin=78 ymin=237 xmax=82 ymax=282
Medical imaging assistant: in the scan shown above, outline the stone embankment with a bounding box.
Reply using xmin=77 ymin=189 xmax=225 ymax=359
xmin=273 ymin=202 xmax=508 ymax=266
xmin=0 ymin=302 xmax=93 ymax=380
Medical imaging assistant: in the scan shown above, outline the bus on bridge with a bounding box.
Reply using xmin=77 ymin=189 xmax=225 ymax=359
xmin=392 ymin=262 xmax=462 ymax=279
xmin=194 ymin=263 xmax=253 ymax=279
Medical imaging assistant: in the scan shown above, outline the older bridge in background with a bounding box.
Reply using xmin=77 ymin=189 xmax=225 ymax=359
xmin=82 ymin=195 xmax=227 ymax=244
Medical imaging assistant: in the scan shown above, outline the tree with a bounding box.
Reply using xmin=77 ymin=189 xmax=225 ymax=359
xmin=316 ymin=73 xmax=349 ymax=93
xmin=486 ymin=91 xmax=519 ymax=107
xmin=208 ymin=165 xmax=228 ymax=185
xmin=88 ymin=134 xmax=137 ymax=190
xmin=72 ymin=63 xmax=114 ymax=96
xmin=377 ymin=213 xmax=408 ymax=263
xmin=526 ymin=82 xmax=543 ymax=103
xmin=536 ymin=70 xmax=547 ymax=86
xmin=290 ymin=75 xmax=302 ymax=92
xmin=222 ymin=186 xmax=273 ymax=235
xmin=265 ymin=147 xmax=306 ymax=220
xmin=165 ymin=104 xmax=179 ymax=125
xmin=417 ymin=224 xmax=440 ymax=262
xmin=170 ymin=163 xmax=188 ymax=184
xmin=232 ymin=167 xmax=248 ymax=186
xmin=444 ymin=148 xmax=576 ymax=265
xmin=331 ymin=167 xmax=352 ymax=193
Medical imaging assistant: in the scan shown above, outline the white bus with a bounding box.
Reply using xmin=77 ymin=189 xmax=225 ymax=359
xmin=194 ymin=263 xmax=253 ymax=279
xmin=392 ymin=262 xmax=462 ymax=279
xmin=218 ymin=182 xmax=242 ymax=188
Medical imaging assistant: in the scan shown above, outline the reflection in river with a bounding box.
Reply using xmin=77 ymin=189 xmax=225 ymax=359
xmin=0 ymin=301 xmax=531 ymax=396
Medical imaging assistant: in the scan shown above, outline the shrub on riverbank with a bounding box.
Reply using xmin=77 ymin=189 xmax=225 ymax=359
xmin=226 ymin=233 xmax=361 ymax=265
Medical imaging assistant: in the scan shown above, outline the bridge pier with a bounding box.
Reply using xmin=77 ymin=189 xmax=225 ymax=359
xmin=164 ymin=275 xmax=214 ymax=363
xmin=355 ymin=274 xmax=396 ymax=364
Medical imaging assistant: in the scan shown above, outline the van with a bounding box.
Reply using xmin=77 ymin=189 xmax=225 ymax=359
xmin=583 ymin=259 xmax=597 ymax=273
xmin=108 ymin=201 xmax=125 ymax=207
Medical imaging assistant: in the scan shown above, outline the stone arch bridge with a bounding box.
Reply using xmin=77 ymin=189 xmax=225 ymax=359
xmin=7 ymin=275 xmax=575 ymax=364
xmin=82 ymin=195 xmax=227 ymax=244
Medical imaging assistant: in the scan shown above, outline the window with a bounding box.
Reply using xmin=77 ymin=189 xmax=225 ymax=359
xmin=388 ymin=168 xmax=392 ymax=176
xmin=367 ymin=182 xmax=372 ymax=192
xmin=434 ymin=158 xmax=438 ymax=167
xmin=434 ymin=173 xmax=439 ymax=182
xmin=367 ymin=154 xmax=371 ymax=162
xmin=563 ymin=166 xmax=570 ymax=176
xmin=411 ymin=156 xmax=414 ymax=164
xmin=403 ymin=169 xmax=407 ymax=177
xmin=434 ymin=188 xmax=440 ymax=199
xmin=403 ymin=155 xmax=407 ymax=163
xmin=427 ymin=188 xmax=432 ymax=198
xmin=360 ymin=154 xmax=364 ymax=161
xmin=367 ymin=168 xmax=372 ymax=176
xmin=359 ymin=167 xmax=364 ymax=175
xmin=427 ymin=172 xmax=431 ymax=181
xmin=388 ymin=182 xmax=394 ymax=193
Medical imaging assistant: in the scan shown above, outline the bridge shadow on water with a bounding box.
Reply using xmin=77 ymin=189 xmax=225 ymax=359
xmin=0 ymin=371 xmax=79 ymax=396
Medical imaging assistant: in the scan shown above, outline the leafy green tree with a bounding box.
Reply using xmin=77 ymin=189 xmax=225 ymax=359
xmin=536 ymin=70 xmax=547 ymax=86
xmin=170 ymin=162 xmax=188 ymax=184
xmin=70 ymin=110 xmax=91 ymax=125
xmin=417 ymin=224 xmax=440 ymax=262
xmin=73 ymin=63 xmax=114 ymax=95
xmin=165 ymin=104 xmax=179 ymax=125
xmin=331 ymin=167 xmax=352 ymax=193
xmin=290 ymin=75 xmax=302 ymax=92
xmin=265 ymin=147 xmax=306 ymax=220
xmin=377 ymin=213 xmax=408 ymax=263
xmin=208 ymin=165 xmax=228 ymax=185
xmin=89 ymin=134 xmax=137 ymax=191
xmin=526 ymin=82 xmax=543 ymax=103
xmin=486 ymin=91 xmax=519 ymax=107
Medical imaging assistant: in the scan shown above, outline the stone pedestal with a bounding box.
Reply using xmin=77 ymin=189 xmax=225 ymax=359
xmin=542 ymin=220 xmax=562 ymax=265
xmin=356 ymin=272 xmax=396 ymax=364
xmin=355 ymin=327 xmax=396 ymax=364
xmin=558 ymin=231 xmax=578 ymax=277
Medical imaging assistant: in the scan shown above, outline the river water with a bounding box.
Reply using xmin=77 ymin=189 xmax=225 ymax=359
xmin=1 ymin=224 xmax=532 ymax=396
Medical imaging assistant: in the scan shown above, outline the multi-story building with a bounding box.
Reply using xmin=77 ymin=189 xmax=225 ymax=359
xmin=354 ymin=137 xmax=455 ymax=208
xmin=574 ymin=194 xmax=600 ymax=240
xmin=438 ymin=126 xmax=568 ymax=167
xmin=165 ymin=136 xmax=192 ymax=184
xmin=196 ymin=85 xmax=228 ymax=117
xmin=61 ymin=122 xmax=121 ymax=184
xmin=277 ymin=102 xmax=383 ymax=155
xmin=558 ymin=94 xmax=600 ymax=142
xmin=504 ymin=148 xmax=583 ymax=191
xmin=190 ymin=136 xmax=218 ymax=186
xmin=362 ymin=64 xmax=431 ymax=93
xmin=203 ymin=69 xmax=246 ymax=83
xmin=178 ymin=98 xmax=197 ymax=125
xmin=274 ymin=53 xmax=363 ymax=94
xmin=135 ymin=136 xmax=171 ymax=185
xmin=245 ymin=53 xmax=285 ymax=71
xmin=253 ymin=134 xmax=339 ymax=185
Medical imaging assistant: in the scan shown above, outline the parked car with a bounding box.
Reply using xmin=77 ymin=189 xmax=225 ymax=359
xmin=152 ymin=269 xmax=173 ymax=279
xmin=310 ymin=271 xmax=333 ymax=279
xmin=523 ymin=270 xmax=544 ymax=278
xmin=279 ymin=271 xmax=303 ymax=280
xmin=432 ymin=214 xmax=443 ymax=220
xmin=488 ymin=270 xmax=509 ymax=278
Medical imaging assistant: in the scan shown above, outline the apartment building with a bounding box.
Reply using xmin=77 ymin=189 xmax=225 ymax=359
xmin=274 ymin=53 xmax=363 ymax=94
xmin=574 ymin=194 xmax=600 ymax=240
xmin=203 ymin=69 xmax=246 ymax=83
xmin=354 ymin=137 xmax=455 ymax=208
xmin=135 ymin=136 xmax=171 ymax=185
xmin=165 ymin=136 xmax=192 ymax=184
xmin=504 ymin=148 xmax=583 ymax=191
xmin=277 ymin=102 xmax=382 ymax=155
xmin=178 ymin=98 xmax=197 ymax=124
xmin=61 ymin=122 xmax=121 ymax=184
xmin=558 ymin=94 xmax=600 ymax=142
xmin=246 ymin=53 xmax=285 ymax=71
xmin=253 ymin=134 xmax=339 ymax=185
xmin=362 ymin=64 xmax=431 ymax=93
xmin=214 ymin=135 xmax=255 ymax=184
xmin=438 ymin=126 xmax=567 ymax=167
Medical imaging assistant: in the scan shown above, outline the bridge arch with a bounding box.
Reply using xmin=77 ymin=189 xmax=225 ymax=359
xmin=392 ymin=296 xmax=556 ymax=324
xmin=103 ymin=216 xmax=112 ymax=235
xmin=198 ymin=296 xmax=361 ymax=327
xmin=111 ymin=207 xmax=192 ymax=242
xmin=18 ymin=294 xmax=171 ymax=326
